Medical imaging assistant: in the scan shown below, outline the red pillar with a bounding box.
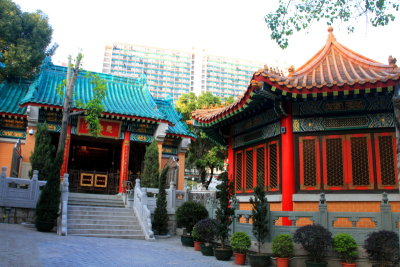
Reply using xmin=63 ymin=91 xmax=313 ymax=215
xmin=60 ymin=124 xmax=72 ymax=177
xmin=227 ymin=134 xmax=234 ymax=183
xmin=281 ymin=102 xmax=295 ymax=225
xmin=119 ymin=131 xmax=130 ymax=193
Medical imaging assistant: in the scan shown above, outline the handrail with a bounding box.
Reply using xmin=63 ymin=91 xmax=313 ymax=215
xmin=57 ymin=173 xmax=69 ymax=236
xmin=133 ymin=179 xmax=155 ymax=240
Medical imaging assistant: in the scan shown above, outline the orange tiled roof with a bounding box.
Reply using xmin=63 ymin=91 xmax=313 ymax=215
xmin=255 ymin=27 xmax=400 ymax=91
xmin=192 ymin=27 xmax=400 ymax=125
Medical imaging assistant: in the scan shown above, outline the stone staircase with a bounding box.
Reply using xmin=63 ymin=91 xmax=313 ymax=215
xmin=67 ymin=193 xmax=145 ymax=239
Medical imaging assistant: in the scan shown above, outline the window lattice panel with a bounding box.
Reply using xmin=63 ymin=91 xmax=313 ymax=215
xmin=326 ymin=138 xmax=344 ymax=186
xmin=235 ymin=153 xmax=242 ymax=191
xmin=303 ymin=139 xmax=317 ymax=186
xmin=350 ymin=137 xmax=370 ymax=186
xmin=256 ymin=147 xmax=265 ymax=187
xmin=378 ymin=136 xmax=396 ymax=185
xmin=246 ymin=150 xmax=253 ymax=189
xmin=269 ymin=144 xmax=278 ymax=189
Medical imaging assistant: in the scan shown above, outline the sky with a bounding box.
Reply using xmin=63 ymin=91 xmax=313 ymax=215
xmin=12 ymin=0 xmax=400 ymax=73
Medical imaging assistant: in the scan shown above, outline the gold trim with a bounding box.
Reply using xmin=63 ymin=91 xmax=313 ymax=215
xmin=94 ymin=174 xmax=108 ymax=188
xmin=80 ymin=173 xmax=94 ymax=187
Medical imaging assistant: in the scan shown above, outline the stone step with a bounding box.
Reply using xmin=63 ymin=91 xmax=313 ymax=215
xmin=69 ymin=193 xmax=122 ymax=200
xmin=68 ymin=201 xmax=125 ymax=207
xmin=68 ymin=233 xmax=145 ymax=239
xmin=68 ymin=205 xmax=129 ymax=212
xmin=68 ymin=218 xmax=139 ymax=225
xmin=68 ymin=224 xmax=141 ymax=230
xmin=68 ymin=228 xmax=143 ymax=235
xmin=68 ymin=214 xmax=135 ymax=220
xmin=67 ymin=209 xmax=134 ymax=216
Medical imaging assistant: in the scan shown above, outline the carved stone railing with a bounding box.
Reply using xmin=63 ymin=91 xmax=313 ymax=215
xmin=0 ymin=167 xmax=46 ymax=208
xmin=57 ymin=174 xmax=69 ymax=236
xmin=206 ymin=192 xmax=400 ymax=244
xmin=133 ymin=179 xmax=155 ymax=240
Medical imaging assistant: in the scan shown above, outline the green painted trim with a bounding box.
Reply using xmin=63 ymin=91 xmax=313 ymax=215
xmin=271 ymin=86 xmax=276 ymax=92
xmin=250 ymin=92 xmax=254 ymax=97
xmin=377 ymin=87 xmax=382 ymax=92
xmin=365 ymin=88 xmax=371 ymax=93
xmin=323 ymin=92 xmax=328 ymax=97
xmin=292 ymin=93 xmax=297 ymax=98
xmin=302 ymin=94 xmax=307 ymax=99
xmin=312 ymin=93 xmax=317 ymax=98
xmin=388 ymin=86 xmax=394 ymax=92
xmin=333 ymin=91 xmax=339 ymax=96
xmin=282 ymin=90 xmax=287 ymax=96
xmin=344 ymin=90 xmax=349 ymax=96
xmin=354 ymin=89 xmax=360 ymax=94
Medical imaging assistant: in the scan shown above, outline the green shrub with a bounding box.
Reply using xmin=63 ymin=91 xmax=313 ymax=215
xmin=215 ymin=171 xmax=234 ymax=248
xmin=176 ymin=201 xmax=208 ymax=234
xmin=272 ymin=234 xmax=294 ymax=258
xmin=141 ymin=141 xmax=159 ymax=188
xmin=195 ymin=218 xmax=217 ymax=244
xmin=250 ymin=185 xmax=269 ymax=254
xmin=363 ymin=230 xmax=399 ymax=265
xmin=230 ymin=232 xmax=251 ymax=253
xmin=332 ymin=233 xmax=358 ymax=263
xmin=192 ymin=225 xmax=203 ymax=242
xmin=30 ymin=123 xmax=55 ymax=180
xmin=152 ymin=167 xmax=169 ymax=235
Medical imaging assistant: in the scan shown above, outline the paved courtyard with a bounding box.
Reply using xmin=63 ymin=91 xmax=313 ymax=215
xmin=0 ymin=224 xmax=240 ymax=267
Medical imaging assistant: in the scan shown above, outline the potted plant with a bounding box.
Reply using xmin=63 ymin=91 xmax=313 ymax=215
xmin=332 ymin=233 xmax=358 ymax=267
xmin=293 ymin=224 xmax=332 ymax=267
xmin=363 ymin=230 xmax=399 ymax=267
xmin=195 ymin=218 xmax=217 ymax=256
xmin=272 ymin=234 xmax=294 ymax=267
xmin=175 ymin=201 xmax=208 ymax=247
xmin=192 ymin=226 xmax=203 ymax=251
xmin=231 ymin=232 xmax=252 ymax=265
xmin=247 ymin=185 xmax=270 ymax=267
xmin=214 ymin=172 xmax=235 ymax=261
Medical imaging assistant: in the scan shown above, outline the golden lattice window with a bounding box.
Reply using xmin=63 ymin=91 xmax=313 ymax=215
xmin=245 ymin=150 xmax=253 ymax=190
xmin=326 ymin=138 xmax=344 ymax=187
xmin=378 ymin=135 xmax=396 ymax=186
xmin=303 ymin=139 xmax=317 ymax=186
xmin=350 ymin=137 xmax=370 ymax=186
xmin=269 ymin=143 xmax=278 ymax=189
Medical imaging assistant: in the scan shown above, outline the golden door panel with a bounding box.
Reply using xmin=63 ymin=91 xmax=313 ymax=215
xmin=94 ymin=174 xmax=108 ymax=188
xmin=80 ymin=173 xmax=94 ymax=187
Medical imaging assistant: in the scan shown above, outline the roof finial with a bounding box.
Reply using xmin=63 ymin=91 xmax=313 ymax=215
xmin=327 ymin=26 xmax=336 ymax=42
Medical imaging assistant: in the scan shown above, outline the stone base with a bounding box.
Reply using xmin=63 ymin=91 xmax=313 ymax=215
xmin=0 ymin=207 xmax=35 ymax=224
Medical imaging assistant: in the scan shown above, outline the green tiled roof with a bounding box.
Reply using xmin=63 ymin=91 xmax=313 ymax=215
xmin=20 ymin=64 xmax=168 ymax=122
xmin=0 ymin=81 xmax=30 ymax=116
xmin=154 ymin=98 xmax=196 ymax=139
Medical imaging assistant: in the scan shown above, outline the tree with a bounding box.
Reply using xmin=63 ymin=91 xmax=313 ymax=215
xmin=0 ymin=0 xmax=52 ymax=82
xmin=141 ymin=140 xmax=160 ymax=188
xmin=29 ymin=123 xmax=54 ymax=180
xmin=176 ymin=92 xmax=226 ymax=188
xmin=250 ymin=185 xmax=269 ymax=255
xmin=56 ymin=54 xmax=107 ymax=154
xmin=265 ymin=0 xmax=399 ymax=49
xmin=152 ymin=167 xmax=169 ymax=235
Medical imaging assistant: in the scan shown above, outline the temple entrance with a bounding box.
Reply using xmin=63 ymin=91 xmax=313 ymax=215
xmin=67 ymin=136 xmax=121 ymax=194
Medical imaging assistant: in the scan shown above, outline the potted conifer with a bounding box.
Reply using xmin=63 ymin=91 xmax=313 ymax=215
xmin=192 ymin=225 xmax=203 ymax=251
xmin=176 ymin=201 xmax=208 ymax=247
xmin=363 ymin=230 xmax=399 ymax=267
xmin=214 ymin=172 xmax=235 ymax=261
xmin=332 ymin=233 xmax=358 ymax=267
xmin=231 ymin=232 xmax=251 ymax=265
xmin=293 ymin=224 xmax=332 ymax=267
xmin=272 ymin=234 xmax=294 ymax=267
xmin=247 ymin=185 xmax=270 ymax=267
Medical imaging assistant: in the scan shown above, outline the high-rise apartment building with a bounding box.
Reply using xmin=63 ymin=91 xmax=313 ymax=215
xmin=102 ymin=43 xmax=263 ymax=101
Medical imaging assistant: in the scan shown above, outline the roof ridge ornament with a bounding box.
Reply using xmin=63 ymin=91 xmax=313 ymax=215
xmin=327 ymin=26 xmax=336 ymax=42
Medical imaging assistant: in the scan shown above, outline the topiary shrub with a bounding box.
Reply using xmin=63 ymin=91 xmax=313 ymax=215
xmin=35 ymin=150 xmax=63 ymax=232
xmin=293 ymin=224 xmax=332 ymax=263
xmin=195 ymin=218 xmax=217 ymax=244
xmin=230 ymin=232 xmax=251 ymax=254
xmin=250 ymin=184 xmax=269 ymax=255
xmin=363 ymin=230 xmax=399 ymax=266
xmin=332 ymin=233 xmax=358 ymax=263
xmin=272 ymin=234 xmax=294 ymax=258
xmin=30 ymin=123 xmax=55 ymax=180
xmin=141 ymin=141 xmax=159 ymax=188
xmin=176 ymin=201 xmax=208 ymax=235
xmin=152 ymin=167 xmax=169 ymax=235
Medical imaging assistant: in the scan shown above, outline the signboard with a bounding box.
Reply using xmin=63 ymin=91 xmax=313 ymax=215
xmin=77 ymin=117 xmax=121 ymax=139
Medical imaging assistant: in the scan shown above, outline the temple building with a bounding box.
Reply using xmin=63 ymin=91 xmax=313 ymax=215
xmin=192 ymin=28 xmax=400 ymax=214
xmin=0 ymin=61 xmax=194 ymax=193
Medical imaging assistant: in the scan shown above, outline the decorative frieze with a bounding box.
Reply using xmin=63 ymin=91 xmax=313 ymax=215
xmin=233 ymin=122 xmax=280 ymax=149
xmin=232 ymin=109 xmax=279 ymax=136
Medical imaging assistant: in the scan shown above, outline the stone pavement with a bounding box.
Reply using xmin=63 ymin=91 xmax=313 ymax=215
xmin=0 ymin=224 xmax=241 ymax=267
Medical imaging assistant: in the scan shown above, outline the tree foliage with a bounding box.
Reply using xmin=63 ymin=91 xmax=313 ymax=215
xmin=176 ymin=92 xmax=227 ymax=187
xmin=152 ymin=167 xmax=169 ymax=235
xmin=250 ymin=185 xmax=269 ymax=254
xmin=141 ymin=140 xmax=160 ymax=188
xmin=0 ymin=0 xmax=52 ymax=82
xmin=265 ymin=0 xmax=399 ymax=49
xmin=29 ymin=123 xmax=54 ymax=181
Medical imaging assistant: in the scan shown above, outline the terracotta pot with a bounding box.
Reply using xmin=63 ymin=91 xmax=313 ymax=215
xmin=341 ymin=263 xmax=356 ymax=267
xmin=234 ymin=253 xmax=246 ymax=265
xmin=194 ymin=241 xmax=203 ymax=251
xmin=276 ymin=257 xmax=289 ymax=267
